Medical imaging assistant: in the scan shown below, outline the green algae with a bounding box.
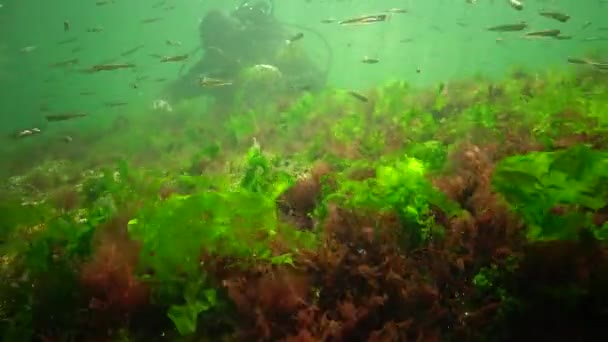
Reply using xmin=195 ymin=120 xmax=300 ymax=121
xmin=0 ymin=67 xmax=607 ymax=339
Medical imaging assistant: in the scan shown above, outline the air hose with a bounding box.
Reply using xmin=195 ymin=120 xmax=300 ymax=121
xmin=277 ymin=21 xmax=334 ymax=84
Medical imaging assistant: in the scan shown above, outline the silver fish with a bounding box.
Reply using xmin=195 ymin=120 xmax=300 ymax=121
xmin=508 ymin=0 xmax=523 ymax=11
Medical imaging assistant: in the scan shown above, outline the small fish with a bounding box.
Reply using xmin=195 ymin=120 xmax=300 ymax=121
xmin=385 ymin=8 xmax=407 ymax=14
xmin=539 ymin=11 xmax=570 ymax=23
xmin=20 ymin=46 xmax=37 ymax=53
xmin=400 ymin=38 xmax=414 ymax=43
xmin=582 ymin=21 xmax=592 ymax=29
xmin=554 ymin=35 xmax=572 ymax=40
xmin=199 ymin=76 xmax=233 ymax=88
xmin=508 ymin=0 xmax=523 ymax=11
xmin=45 ymin=113 xmax=87 ymax=122
xmin=120 ymin=44 xmax=145 ymax=57
xmin=48 ymin=58 xmax=79 ymax=68
xmin=79 ymin=91 xmax=95 ymax=96
xmin=57 ymin=37 xmax=78 ymax=45
xmin=96 ymin=0 xmax=114 ymax=5
xmin=104 ymin=101 xmax=128 ymax=107
xmin=525 ymin=29 xmax=561 ymax=37
xmin=288 ymin=84 xmax=312 ymax=92
xmin=141 ymin=17 xmax=162 ymax=24
xmin=339 ymin=14 xmax=388 ymax=25
xmin=152 ymin=99 xmax=173 ymax=112
xmin=63 ymin=136 xmax=73 ymax=143
xmin=592 ymin=63 xmax=608 ymax=70
xmin=567 ymin=57 xmax=592 ymax=65
xmin=166 ymin=40 xmax=182 ymax=47
xmin=582 ymin=36 xmax=608 ymax=42
xmin=64 ymin=20 xmax=70 ymax=32
xmin=361 ymin=56 xmax=379 ymax=64
xmin=252 ymin=64 xmax=281 ymax=74
xmin=487 ymin=22 xmax=527 ymax=32
xmin=566 ymin=58 xmax=608 ymax=70
xmin=86 ymin=27 xmax=104 ymax=33
xmin=286 ymin=32 xmax=304 ymax=44
xmin=15 ymin=128 xmax=41 ymax=139
xmin=207 ymin=46 xmax=225 ymax=56
xmin=430 ymin=25 xmax=444 ymax=33
xmin=320 ymin=18 xmax=336 ymax=24
xmin=438 ymin=82 xmax=447 ymax=95
xmin=160 ymin=54 xmax=188 ymax=62
xmin=348 ymin=90 xmax=369 ymax=102
xmin=88 ymin=63 xmax=136 ymax=72
xmin=152 ymin=0 xmax=166 ymax=8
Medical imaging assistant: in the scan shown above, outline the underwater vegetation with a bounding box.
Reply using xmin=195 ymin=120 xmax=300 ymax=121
xmin=1 ymin=66 xmax=608 ymax=341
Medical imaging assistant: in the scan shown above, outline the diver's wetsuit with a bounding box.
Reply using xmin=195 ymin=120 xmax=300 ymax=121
xmin=164 ymin=2 xmax=325 ymax=103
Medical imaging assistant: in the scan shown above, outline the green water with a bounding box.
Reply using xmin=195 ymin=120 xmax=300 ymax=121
xmin=1 ymin=1 xmax=606 ymax=131
xmin=1 ymin=0 xmax=608 ymax=341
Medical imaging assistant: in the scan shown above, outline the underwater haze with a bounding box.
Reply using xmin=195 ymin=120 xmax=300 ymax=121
xmin=1 ymin=0 xmax=608 ymax=341
xmin=1 ymin=0 xmax=607 ymax=132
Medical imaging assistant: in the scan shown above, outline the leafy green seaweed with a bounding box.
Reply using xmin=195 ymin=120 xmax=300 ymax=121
xmin=493 ymin=145 xmax=608 ymax=241
xmin=325 ymin=155 xmax=461 ymax=247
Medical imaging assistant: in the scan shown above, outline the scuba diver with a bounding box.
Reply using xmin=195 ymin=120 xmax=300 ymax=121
xmin=163 ymin=0 xmax=330 ymax=105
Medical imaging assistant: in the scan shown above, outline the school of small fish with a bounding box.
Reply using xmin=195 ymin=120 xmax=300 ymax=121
xmin=7 ymin=0 xmax=607 ymax=141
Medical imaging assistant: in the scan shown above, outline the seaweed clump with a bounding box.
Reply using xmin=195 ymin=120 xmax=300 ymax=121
xmin=1 ymin=64 xmax=608 ymax=340
xmin=80 ymin=213 xmax=150 ymax=337
xmin=204 ymin=195 xmax=515 ymax=341
xmin=277 ymin=161 xmax=332 ymax=230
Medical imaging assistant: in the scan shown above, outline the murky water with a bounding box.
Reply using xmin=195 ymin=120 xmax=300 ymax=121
xmin=0 ymin=1 xmax=607 ymax=340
